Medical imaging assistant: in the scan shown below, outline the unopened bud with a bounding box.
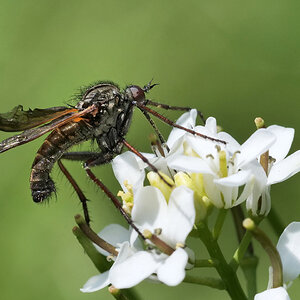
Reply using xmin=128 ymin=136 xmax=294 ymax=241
xmin=243 ymin=218 xmax=256 ymax=231
xmin=255 ymin=117 xmax=265 ymax=129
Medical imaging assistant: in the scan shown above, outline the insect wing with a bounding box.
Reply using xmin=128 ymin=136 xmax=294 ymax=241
xmin=0 ymin=105 xmax=97 ymax=153
xmin=0 ymin=105 xmax=77 ymax=132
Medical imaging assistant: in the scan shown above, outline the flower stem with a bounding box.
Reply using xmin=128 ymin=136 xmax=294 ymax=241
xmin=194 ymin=259 xmax=218 ymax=268
xmin=212 ymin=209 xmax=227 ymax=240
xmin=75 ymin=214 xmax=118 ymax=256
xmin=230 ymin=230 xmax=252 ymax=271
xmin=197 ymin=222 xmax=247 ymax=300
xmin=184 ymin=275 xmax=225 ymax=290
xmin=109 ymin=286 xmax=130 ymax=300
xmin=243 ymin=218 xmax=283 ymax=288
xmin=240 ymin=256 xmax=258 ymax=299
xmin=72 ymin=226 xmax=111 ymax=273
xmin=109 ymin=286 xmax=141 ymax=300
xmin=121 ymin=289 xmax=142 ymax=300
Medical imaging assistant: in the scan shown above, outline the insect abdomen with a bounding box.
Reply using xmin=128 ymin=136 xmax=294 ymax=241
xmin=30 ymin=120 xmax=91 ymax=202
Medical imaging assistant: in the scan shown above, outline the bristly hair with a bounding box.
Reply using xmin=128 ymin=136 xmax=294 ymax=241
xmin=69 ymin=80 xmax=119 ymax=104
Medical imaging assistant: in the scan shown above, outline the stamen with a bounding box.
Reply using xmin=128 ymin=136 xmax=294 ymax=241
xmin=107 ymin=255 xmax=114 ymax=262
xmin=215 ymin=145 xmax=221 ymax=152
xmin=176 ymin=242 xmax=185 ymax=249
xmin=149 ymin=133 xmax=165 ymax=157
xmin=154 ymin=228 xmax=162 ymax=235
xmin=219 ymin=150 xmax=228 ymax=178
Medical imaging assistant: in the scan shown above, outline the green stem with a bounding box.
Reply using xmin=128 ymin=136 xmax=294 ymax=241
xmin=230 ymin=230 xmax=252 ymax=271
xmin=119 ymin=288 xmax=141 ymax=300
xmin=72 ymin=226 xmax=111 ymax=273
xmin=243 ymin=218 xmax=283 ymax=288
xmin=197 ymin=222 xmax=247 ymax=300
xmin=184 ymin=275 xmax=225 ymax=290
xmin=75 ymin=214 xmax=118 ymax=256
xmin=194 ymin=259 xmax=218 ymax=268
xmin=109 ymin=286 xmax=129 ymax=300
xmin=212 ymin=209 xmax=227 ymax=240
xmin=267 ymin=207 xmax=285 ymax=237
xmin=240 ymin=256 xmax=258 ymax=299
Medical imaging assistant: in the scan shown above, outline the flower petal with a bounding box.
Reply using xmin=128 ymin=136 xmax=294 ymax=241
xmin=205 ymin=117 xmax=217 ymax=135
xmin=95 ymin=224 xmax=131 ymax=256
xmin=157 ymin=248 xmax=188 ymax=286
xmin=167 ymin=155 xmax=214 ymax=175
xmin=203 ymin=174 xmax=223 ymax=208
xmin=109 ymin=250 xmax=162 ymax=288
xmin=214 ymin=170 xmax=251 ymax=187
xmin=267 ymin=150 xmax=300 ymax=185
xmin=80 ymin=272 xmax=110 ymax=293
xmin=112 ymin=152 xmax=145 ymax=192
xmin=254 ymin=287 xmax=290 ymax=300
xmin=277 ymin=222 xmax=300 ymax=282
xmin=186 ymin=135 xmax=221 ymax=158
xmin=162 ymin=186 xmax=195 ymax=246
xmin=131 ymin=186 xmax=168 ymax=231
xmin=167 ymin=109 xmax=197 ymax=148
xmin=237 ymin=129 xmax=276 ymax=167
xmin=217 ymin=132 xmax=241 ymax=153
xmin=267 ymin=125 xmax=294 ymax=162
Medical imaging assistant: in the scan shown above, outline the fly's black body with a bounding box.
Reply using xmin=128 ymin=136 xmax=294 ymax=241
xmin=30 ymin=83 xmax=136 ymax=202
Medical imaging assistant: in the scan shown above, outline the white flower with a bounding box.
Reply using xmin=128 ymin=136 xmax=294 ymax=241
xmin=80 ymin=224 xmax=138 ymax=293
xmin=246 ymin=125 xmax=300 ymax=215
xmin=166 ymin=113 xmax=276 ymax=209
xmin=254 ymin=287 xmax=290 ymax=300
xmin=277 ymin=222 xmax=300 ymax=283
xmin=109 ymin=185 xmax=196 ymax=288
xmin=81 ymin=185 xmax=196 ymax=291
xmin=266 ymin=125 xmax=300 ymax=185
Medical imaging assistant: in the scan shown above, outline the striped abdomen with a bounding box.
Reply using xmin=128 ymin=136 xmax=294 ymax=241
xmin=30 ymin=120 xmax=92 ymax=202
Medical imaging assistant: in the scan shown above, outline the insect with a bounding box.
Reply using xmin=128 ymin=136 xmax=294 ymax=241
xmin=0 ymin=80 xmax=223 ymax=227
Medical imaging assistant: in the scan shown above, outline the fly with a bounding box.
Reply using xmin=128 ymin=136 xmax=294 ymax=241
xmin=0 ymin=80 xmax=224 ymax=228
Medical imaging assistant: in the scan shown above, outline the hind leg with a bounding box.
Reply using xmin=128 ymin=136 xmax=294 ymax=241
xmin=60 ymin=151 xmax=114 ymax=225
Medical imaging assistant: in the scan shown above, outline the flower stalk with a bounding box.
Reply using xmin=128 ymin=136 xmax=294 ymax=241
xmin=183 ymin=275 xmax=225 ymax=290
xmin=75 ymin=214 xmax=118 ymax=256
xmin=243 ymin=218 xmax=283 ymax=288
xmin=197 ymin=222 xmax=247 ymax=300
xmin=72 ymin=226 xmax=111 ymax=272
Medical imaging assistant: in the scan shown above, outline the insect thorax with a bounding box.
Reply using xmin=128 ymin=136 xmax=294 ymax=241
xmin=76 ymin=83 xmax=134 ymax=152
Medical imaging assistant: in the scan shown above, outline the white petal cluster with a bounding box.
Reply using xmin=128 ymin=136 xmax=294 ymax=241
xmin=117 ymin=109 xmax=300 ymax=216
xmin=81 ymin=109 xmax=300 ymax=293
xmin=81 ymin=185 xmax=195 ymax=292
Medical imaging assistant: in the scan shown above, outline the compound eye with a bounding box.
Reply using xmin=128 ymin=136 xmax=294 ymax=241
xmin=128 ymin=85 xmax=145 ymax=102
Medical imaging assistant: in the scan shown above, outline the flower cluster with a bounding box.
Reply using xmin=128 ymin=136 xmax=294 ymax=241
xmin=116 ymin=109 xmax=300 ymax=217
xmin=79 ymin=110 xmax=300 ymax=298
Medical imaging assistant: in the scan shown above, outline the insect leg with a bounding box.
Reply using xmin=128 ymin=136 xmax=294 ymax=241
xmin=61 ymin=151 xmax=101 ymax=161
xmin=85 ymin=167 xmax=145 ymax=240
xmin=62 ymin=151 xmax=145 ymax=239
xmin=135 ymin=103 xmax=226 ymax=144
xmin=122 ymin=139 xmax=173 ymax=187
xmin=57 ymin=160 xmax=91 ymax=226
xmin=145 ymin=99 xmax=205 ymax=124
xmin=138 ymin=108 xmax=167 ymax=146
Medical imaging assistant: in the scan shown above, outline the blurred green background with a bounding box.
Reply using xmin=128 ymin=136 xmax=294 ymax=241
xmin=0 ymin=0 xmax=299 ymax=299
